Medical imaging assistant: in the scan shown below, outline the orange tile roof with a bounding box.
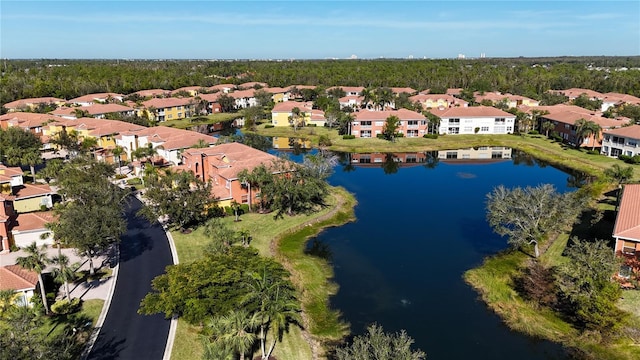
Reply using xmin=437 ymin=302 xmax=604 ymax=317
xmin=614 ymin=184 xmax=640 ymax=241
xmin=602 ymin=92 xmax=640 ymax=105
xmin=391 ymin=87 xmax=416 ymax=94
xmin=198 ymin=93 xmax=222 ymax=102
xmin=328 ymin=86 xmax=364 ymax=94
xmin=131 ymin=89 xmax=170 ymax=97
xmin=228 ymin=89 xmax=256 ymax=99
xmin=0 ymin=165 xmax=24 ymax=182
xmin=355 ymin=109 xmax=425 ymax=121
xmin=12 ymin=211 xmax=56 ymax=232
xmin=542 ymin=110 xmax=622 ymax=128
xmin=137 ymin=127 xmax=217 ymax=150
xmin=605 ymin=125 xmax=640 ymax=139
xmin=4 ymin=97 xmax=66 ymax=109
xmin=142 ymin=97 xmax=194 ymax=109
xmin=69 ymin=92 xmax=124 ymax=104
xmin=0 ymin=112 xmax=61 ymax=129
xmin=272 ymin=101 xmax=312 ymax=113
xmin=184 ymin=142 xmax=279 ymax=180
xmin=409 ymin=94 xmax=467 ymax=106
xmin=207 ymin=84 xmax=236 ymax=92
xmin=51 ymin=104 xmax=133 ymax=117
xmin=0 ymin=265 xmax=38 ymax=291
xmin=263 ymin=87 xmax=287 ymax=94
xmin=550 ymin=88 xmax=604 ymax=99
xmin=428 ymin=105 xmax=514 ymax=118
xmin=13 ymin=183 xmax=53 ymax=199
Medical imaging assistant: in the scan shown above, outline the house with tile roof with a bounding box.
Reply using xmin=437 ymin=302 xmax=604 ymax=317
xmin=0 ymin=193 xmax=18 ymax=253
xmin=50 ymin=103 xmax=135 ymax=120
xmin=535 ymin=104 xmax=626 ymax=148
xmin=3 ymin=97 xmax=66 ymax=112
xmin=600 ymin=92 xmax=640 ymax=112
xmin=271 ymin=101 xmax=320 ymax=127
xmin=129 ymin=89 xmax=171 ymax=99
xmin=0 ymin=265 xmax=38 ymax=306
xmin=237 ymin=82 xmax=269 ymax=90
xmin=0 ymin=165 xmax=54 ymax=213
xmin=601 ymin=124 xmax=640 ymax=158
xmin=474 ymin=92 xmax=539 ymax=108
xmin=116 ymin=126 xmax=217 ymax=166
xmin=228 ymin=89 xmax=258 ymax=109
xmin=171 ymin=86 xmax=204 ymax=97
xmin=263 ymin=87 xmax=290 ymax=103
xmin=351 ymin=109 xmax=427 ymax=138
xmin=391 ymin=87 xmax=417 ymax=95
xmin=11 ymin=211 xmax=55 ymax=248
xmin=141 ymin=97 xmax=195 ymax=122
xmin=198 ymin=93 xmax=223 ymax=114
xmin=327 ymin=86 xmax=364 ymax=97
xmin=207 ymin=84 xmax=236 ymax=93
xmin=0 ymin=112 xmax=60 ymax=139
xmin=549 ymin=88 xmax=604 ymax=101
xmin=68 ymin=92 xmax=124 ymax=106
xmin=409 ymin=94 xmax=468 ymax=109
xmin=428 ymin=106 xmax=516 ymax=135
xmin=613 ymin=184 xmax=640 ymax=280
xmin=181 ymin=142 xmax=280 ymax=207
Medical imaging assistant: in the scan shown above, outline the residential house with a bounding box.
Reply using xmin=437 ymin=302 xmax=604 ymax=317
xmin=263 ymin=87 xmax=290 ymax=103
xmin=50 ymin=103 xmax=135 ymax=119
xmin=286 ymin=85 xmax=316 ymax=100
xmin=3 ymin=97 xmax=66 ymax=112
xmin=446 ymin=88 xmax=463 ymax=96
xmin=601 ymin=124 xmax=640 ymax=158
xmin=0 ymin=265 xmax=38 ymax=306
xmin=350 ymin=109 xmax=427 ymax=138
xmin=11 ymin=211 xmax=55 ymax=248
xmin=0 ymin=112 xmax=59 ymax=139
xmin=0 ymin=165 xmax=53 ymax=213
xmin=391 ymin=87 xmax=417 ymax=95
xmin=535 ymin=104 xmax=624 ymax=148
xmin=141 ymin=97 xmax=195 ymax=122
xmin=549 ymin=88 xmax=604 ymax=101
xmin=116 ymin=126 xmax=217 ymax=166
xmin=428 ymin=106 xmax=516 ymax=135
xmin=271 ymin=101 xmax=313 ymax=127
xmin=339 ymin=95 xmax=362 ymax=110
xmin=198 ymin=93 xmax=223 ymax=114
xmin=237 ymin=82 xmax=269 ymax=90
xmin=601 ymin=92 xmax=640 ymax=112
xmin=228 ymin=89 xmax=258 ymax=109
xmin=438 ymin=147 xmax=513 ymax=162
xmin=68 ymin=93 xmax=124 ymax=106
xmin=409 ymin=94 xmax=468 ymax=109
xmin=474 ymin=92 xmax=539 ymax=108
xmin=207 ymin=84 xmax=236 ymax=93
xmin=129 ymin=89 xmax=170 ymax=99
xmin=0 ymin=193 xmax=17 ymax=253
xmin=181 ymin=142 xmax=280 ymax=207
xmin=612 ymin=184 xmax=640 ymax=280
xmin=172 ymin=86 xmax=204 ymax=97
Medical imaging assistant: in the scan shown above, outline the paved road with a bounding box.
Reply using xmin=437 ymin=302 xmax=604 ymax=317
xmin=88 ymin=196 xmax=172 ymax=360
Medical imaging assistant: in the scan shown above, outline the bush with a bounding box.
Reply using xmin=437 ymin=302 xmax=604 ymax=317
xmin=528 ymin=130 xmax=539 ymax=135
xmin=342 ymin=135 xmax=355 ymax=139
xmin=264 ymin=124 xmax=274 ymax=128
xmin=307 ymin=124 xmax=317 ymax=127
xmin=127 ymin=177 xmax=142 ymax=185
xmin=587 ymin=150 xmax=600 ymax=155
xmin=423 ymin=134 xmax=438 ymax=139
xmin=318 ymin=135 xmax=332 ymax=146
xmin=114 ymin=174 xmax=127 ymax=180
xmin=395 ymin=133 xmax=404 ymax=138
xmin=619 ymin=154 xmax=640 ymax=164
xmin=551 ymin=134 xmax=563 ymax=142
xmin=51 ymin=298 xmax=82 ymax=315
xmin=376 ymin=134 xmax=385 ymax=139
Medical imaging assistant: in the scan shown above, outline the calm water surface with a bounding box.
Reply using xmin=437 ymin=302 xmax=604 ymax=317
xmin=301 ymin=150 xmax=576 ymax=360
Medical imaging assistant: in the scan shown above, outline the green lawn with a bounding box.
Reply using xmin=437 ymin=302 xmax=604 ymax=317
xmin=81 ymin=299 xmax=105 ymax=326
xmin=170 ymin=187 xmax=355 ymax=360
xmin=160 ymin=113 xmax=241 ymax=130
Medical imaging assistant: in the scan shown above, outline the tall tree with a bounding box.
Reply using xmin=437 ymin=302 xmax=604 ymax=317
xmin=574 ymin=118 xmax=601 ymax=150
xmin=288 ymin=107 xmax=304 ymax=132
xmin=382 ymin=115 xmax=400 ymax=142
xmin=486 ymin=184 xmax=581 ymax=257
xmin=16 ymin=242 xmax=50 ymax=314
xmin=111 ymin=145 xmax=125 ymax=175
xmin=604 ymin=164 xmax=634 ymax=185
xmin=139 ymin=169 xmax=219 ymax=230
xmin=0 ymin=127 xmax=42 ymax=174
xmin=541 ymin=120 xmax=555 ymax=138
xmin=49 ymin=254 xmax=78 ymax=302
xmin=204 ymin=309 xmax=260 ymax=360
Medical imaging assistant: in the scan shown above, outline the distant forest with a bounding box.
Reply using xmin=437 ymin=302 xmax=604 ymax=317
xmin=2 ymin=56 xmax=640 ymax=106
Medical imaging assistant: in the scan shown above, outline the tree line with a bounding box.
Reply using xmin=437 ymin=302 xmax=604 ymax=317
xmin=2 ymin=57 xmax=640 ymax=108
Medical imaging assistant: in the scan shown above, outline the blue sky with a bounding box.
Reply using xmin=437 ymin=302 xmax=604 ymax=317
xmin=1 ymin=1 xmax=639 ymax=59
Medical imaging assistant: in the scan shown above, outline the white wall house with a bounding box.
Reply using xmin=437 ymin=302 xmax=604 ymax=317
xmin=430 ymin=106 xmax=515 ymax=135
xmin=601 ymin=125 xmax=640 ymax=158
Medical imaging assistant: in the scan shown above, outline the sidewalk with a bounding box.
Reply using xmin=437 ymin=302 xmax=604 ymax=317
xmin=0 ymin=245 xmax=115 ymax=301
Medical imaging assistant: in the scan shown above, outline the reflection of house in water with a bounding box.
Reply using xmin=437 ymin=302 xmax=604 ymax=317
xmin=271 ymin=137 xmax=311 ymax=150
xmin=350 ymin=152 xmax=431 ymax=166
xmin=438 ymin=147 xmax=512 ymax=162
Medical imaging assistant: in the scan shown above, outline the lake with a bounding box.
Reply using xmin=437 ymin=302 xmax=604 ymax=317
xmin=295 ymin=147 xmax=577 ymax=359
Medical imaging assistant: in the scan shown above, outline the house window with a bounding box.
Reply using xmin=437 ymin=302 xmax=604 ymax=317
xmin=375 ymin=121 xmax=384 ymax=126
xmin=480 ymin=126 xmax=489 ymax=132
xmin=491 ymin=151 xmax=504 ymax=159
xmin=241 ymin=194 xmax=249 ymax=204
xmin=178 ymin=112 xmax=182 ymax=118
xmin=446 ymin=151 xmax=458 ymax=159
xmin=448 ymin=127 xmax=459 ymax=134
xmin=464 ymin=127 xmax=473 ymax=132
xmin=168 ymin=114 xmax=173 ymax=119
xmin=506 ymin=126 xmax=513 ymax=133
xmin=495 ymin=118 xmax=506 ymax=124
xmin=361 ymin=121 xmax=372 ymax=126
xmin=623 ymin=241 xmax=637 ymax=255
xmin=359 ymin=155 xmax=371 ymax=163
xmin=449 ymin=118 xmax=460 ymax=124
xmin=407 ymin=120 xmax=419 ymax=126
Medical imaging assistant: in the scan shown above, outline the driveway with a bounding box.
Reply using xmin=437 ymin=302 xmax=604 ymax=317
xmin=87 ymin=195 xmax=173 ymax=360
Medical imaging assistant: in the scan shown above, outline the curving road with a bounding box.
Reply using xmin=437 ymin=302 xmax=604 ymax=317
xmin=88 ymin=196 xmax=173 ymax=360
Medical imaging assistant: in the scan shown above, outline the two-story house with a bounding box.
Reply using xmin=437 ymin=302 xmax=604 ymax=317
xmin=601 ymin=125 xmax=640 ymax=158
xmin=68 ymin=93 xmax=124 ymax=106
xmin=141 ymin=97 xmax=194 ymax=122
xmin=613 ymin=184 xmax=640 ymax=280
xmin=50 ymin=103 xmax=135 ymax=120
xmin=228 ymin=89 xmax=258 ymax=109
xmin=350 ymin=109 xmax=427 ymax=138
xmin=271 ymin=102 xmax=314 ymax=127
xmin=0 ymin=112 xmax=59 ymax=140
xmin=429 ymin=106 xmax=516 ymax=135
xmin=3 ymin=97 xmax=66 ymax=112
xmin=409 ymin=94 xmax=468 ymax=109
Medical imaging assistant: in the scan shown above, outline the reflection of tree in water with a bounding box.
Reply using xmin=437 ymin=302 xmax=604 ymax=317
xmin=382 ymin=153 xmax=399 ymax=174
xmin=512 ymin=150 xmax=536 ymax=166
xmin=423 ymin=151 xmax=439 ymax=170
xmin=241 ymin=133 xmax=272 ymax=152
xmin=336 ymin=152 xmax=356 ymax=173
xmin=217 ymin=120 xmax=236 ymax=136
xmin=288 ymin=137 xmax=309 ymax=156
xmin=304 ymin=239 xmax=332 ymax=261
xmin=566 ymin=171 xmax=593 ymax=189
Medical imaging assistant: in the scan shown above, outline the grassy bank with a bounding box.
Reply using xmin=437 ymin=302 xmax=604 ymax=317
xmin=160 ymin=113 xmax=240 ymax=130
xmin=169 ymin=186 xmax=356 ymax=360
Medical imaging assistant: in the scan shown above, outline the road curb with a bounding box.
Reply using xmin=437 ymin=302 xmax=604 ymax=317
xmin=81 ymin=244 xmax=120 ymax=360
xmin=162 ymin=225 xmax=179 ymax=360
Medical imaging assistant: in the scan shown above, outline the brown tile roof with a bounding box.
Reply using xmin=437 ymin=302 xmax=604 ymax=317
xmin=51 ymin=104 xmax=133 ymax=117
xmin=12 ymin=211 xmax=56 ymax=232
xmin=0 ymin=113 xmax=62 ymax=129
xmin=354 ymin=109 xmax=425 ymax=121
xmin=13 ymin=183 xmax=53 ymax=200
xmin=446 ymin=88 xmax=463 ymax=96
xmin=428 ymin=105 xmax=514 ymax=118
xmin=69 ymin=93 xmax=124 ymax=104
xmin=604 ymin=125 xmax=640 ymax=139
xmin=0 ymin=165 xmax=24 ymax=182
xmin=602 ymin=92 xmax=640 ymax=105
xmin=0 ymin=265 xmax=38 ymax=291
xmin=184 ymin=142 xmax=279 ymax=180
xmin=4 ymin=97 xmax=66 ymax=109
xmin=142 ymin=97 xmax=194 ymax=109
xmin=614 ymin=184 xmax=640 ymax=241
xmin=198 ymin=93 xmax=222 ymax=102
xmin=550 ymin=88 xmax=604 ymax=99
xmin=49 ymin=117 xmax=145 ymax=137
xmin=137 ymin=127 xmax=217 ymax=150
xmin=272 ymin=101 xmax=312 ymax=113
xmin=542 ymin=110 xmax=623 ymax=128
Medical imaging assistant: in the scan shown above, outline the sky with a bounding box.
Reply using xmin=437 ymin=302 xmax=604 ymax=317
xmin=1 ymin=0 xmax=639 ymax=59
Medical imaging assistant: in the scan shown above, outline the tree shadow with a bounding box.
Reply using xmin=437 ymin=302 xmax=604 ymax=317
xmin=86 ymin=334 xmax=127 ymax=360
xmin=119 ymin=232 xmax=155 ymax=263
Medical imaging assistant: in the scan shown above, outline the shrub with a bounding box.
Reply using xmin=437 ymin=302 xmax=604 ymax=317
xmin=264 ymin=124 xmax=274 ymax=128
xmin=51 ymin=298 xmax=82 ymax=315
xmin=551 ymin=134 xmax=563 ymax=142
xmin=423 ymin=134 xmax=438 ymax=139
xmin=528 ymin=130 xmax=539 ymax=135
xmin=474 ymin=127 xmax=480 ymax=134
xmin=114 ymin=174 xmax=127 ymax=180
xmin=307 ymin=124 xmax=317 ymax=127
xmin=318 ymin=135 xmax=332 ymax=146
xmin=586 ymin=150 xmax=600 ymax=155
xmin=620 ymin=154 xmax=640 ymax=164
xmin=342 ymin=135 xmax=355 ymax=139
xmin=395 ymin=133 xmax=404 ymax=138
xmin=239 ymin=204 xmax=249 ymax=214
xmin=376 ymin=134 xmax=385 ymax=139
xmin=127 ymin=177 xmax=142 ymax=185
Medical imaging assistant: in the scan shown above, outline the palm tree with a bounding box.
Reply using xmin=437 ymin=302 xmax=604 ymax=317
xmin=21 ymin=150 xmax=42 ymax=184
xmin=0 ymin=289 xmax=16 ymax=316
xmin=237 ymin=229 xmax=250 ymax=247
xmin=360 ymin=88 xmax=375 ymax=110
xmin=262 ymin=286 xmax=302 ymax=359
xmin=111 ymin=146 xmax=124 ymax=175
xmin=49 ymin=254 xmax=77 ymax=302
xmin=377 ymin=87 xmax=394 ymax=110
xmin=541 ymin=120 xmax=555 ymax=138
xmin=192 ymin=139 xmax=210 ymax=149
xmin=205 ymin=309 xmax=260 ymax=360
xmin=288 ymin=107 xmax=303 ymax=132
xmin=574 ymin=118 xmax=601 ymax=150
xmin=16 ymin=242 xmax=50 ymax=314
xmin=604 ymin=164 xmax=634 ymax=185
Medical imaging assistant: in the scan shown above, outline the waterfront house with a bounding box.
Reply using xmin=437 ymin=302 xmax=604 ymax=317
xmin=0 ymin=112 xmax=59 ymax=140
xmin=271 ymin=101 xmax=314 ymax=127
xmin=613 ymin=184 xmax=640 ymax=281
xmin=428 ymin=106 xmax=516 ymax=135
xmin=350 ymin=109 xmax=427 ymax=138
xmin=601 ymin=125 xmax=640 ymax=158
xmin=141 ymin=97 xmax=194 ymax=122
xmin=3 ymin=97 xmax=66 ymax=112
xmin=68 ymin=93 xmax=124 ymax=106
